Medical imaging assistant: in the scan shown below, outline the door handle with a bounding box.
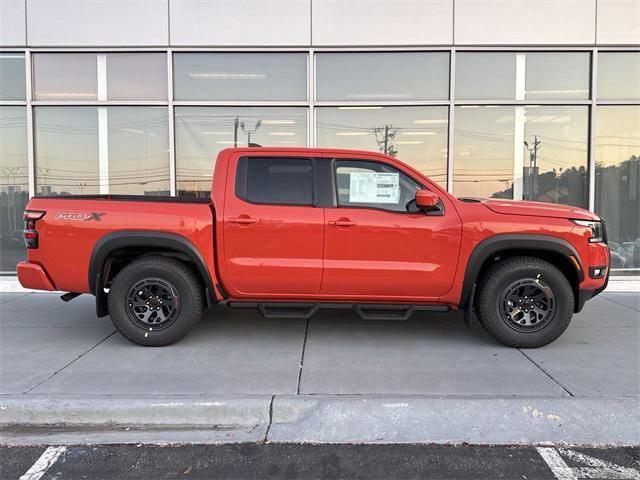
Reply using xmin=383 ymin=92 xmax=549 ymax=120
xmin=328 ymin=219 xmax=356 ymax=227
xmin=229 ymin=216 xmax=258 ymax=225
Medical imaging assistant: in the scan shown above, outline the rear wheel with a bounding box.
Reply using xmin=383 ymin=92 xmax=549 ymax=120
xmin=475 ymin=256 xmax=574 ymax=348
xmin=108 ymin=256 xmax=203 ymax=346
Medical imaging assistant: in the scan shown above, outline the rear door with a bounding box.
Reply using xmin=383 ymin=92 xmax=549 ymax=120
xmin=222 ymin=154 xmax=324 ymax=296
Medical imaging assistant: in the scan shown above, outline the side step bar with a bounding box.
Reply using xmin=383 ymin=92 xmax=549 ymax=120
xmin=224 ymin=301 xmax=449 ymax=321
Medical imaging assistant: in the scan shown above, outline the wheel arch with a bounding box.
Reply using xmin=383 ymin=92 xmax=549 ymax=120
xmin=460 ymin=234 xmax=584 ymax=314
xmin=89 ymin=230 xmax=216 ymax=317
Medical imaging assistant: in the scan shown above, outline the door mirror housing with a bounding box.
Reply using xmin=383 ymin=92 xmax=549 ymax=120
xmin=415 ymin=189 xmax=440 ymax=210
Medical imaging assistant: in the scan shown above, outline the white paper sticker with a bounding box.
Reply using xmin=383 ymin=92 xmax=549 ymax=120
xmin=349 ymin=172 xmax=400 ymax=204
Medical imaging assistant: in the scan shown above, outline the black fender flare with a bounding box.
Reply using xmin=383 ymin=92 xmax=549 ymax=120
xmin=89 ymin=230 xmax=216 ymax=317
xmin=459 ymin=234 xmax=584 ymax=311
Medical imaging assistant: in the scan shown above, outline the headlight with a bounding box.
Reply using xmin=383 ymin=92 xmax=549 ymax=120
xmin=572 ymin=219 xmax=605 ymax=243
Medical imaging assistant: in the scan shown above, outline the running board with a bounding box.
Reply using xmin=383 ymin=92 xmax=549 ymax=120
xmin=224 ymin=301 xmax=449 ymax=321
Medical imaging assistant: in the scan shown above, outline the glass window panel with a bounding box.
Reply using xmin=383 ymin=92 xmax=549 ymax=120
xmin=316 ymin=52 xmax=449 ymax=101
xmin=453 ymin=105 xmax=588 ymax=208
xmin=34 ymin=107 xmax=99 ymax=195
xmin=456 ymin=52 xmax=590 ymax=100
xmin=456 ymin=53 xmax=516 ymax=100
xmin=525 ymin=52 xmax=589 ymax=100
xmin=595 ymin=106 xmax=640 ymax=271
xmin=335 ymin=160 xmax=422 ymax=213
xmin=106 ymin=53 xmax=167 ymax=101
xmin=598 ymin=52 xmax=640 ymax=100
xmin=107 ymin=107 xmax=170 ymax=195
xmin=33 ymin=53 xmax=98 ymax=101
xmin=173 ymin=53 xmax=307 ymax=101
xmin=0 ymin=53 xmax=26 ymax=100
xmin=175 ymin=107 xmax=308 ymax=196
xmin=246 ymin=158 xmax=314 ymax=205
xmin=316 ymin=106 xmax=448 ymax=188
xmin=0 ymin=107 xmax=28 ymax=271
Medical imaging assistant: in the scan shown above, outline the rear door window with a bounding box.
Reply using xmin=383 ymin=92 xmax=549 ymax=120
xmin=236 ymin=157 xmax=314 ymax=206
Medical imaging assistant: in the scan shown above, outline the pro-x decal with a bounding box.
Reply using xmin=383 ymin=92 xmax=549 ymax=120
xmin=55 ymin=212 xmax=106 ymax=221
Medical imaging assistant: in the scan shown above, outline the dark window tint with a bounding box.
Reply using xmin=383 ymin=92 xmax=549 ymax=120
xmin=244 ymin=157 xmax=314 ymax=205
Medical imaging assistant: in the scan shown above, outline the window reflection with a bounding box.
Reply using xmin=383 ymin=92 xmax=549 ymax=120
xmin=0 ymin=53 xmax=26 ymax=101
xmin=316 ymin=107 xmax=448 ymax=187
xmin=454 ymin=105 xmax=588 ymax=208
xmin=173 ymin=53 xmax=307 ymax=101
xmin=175 ymin=107 xmax=308 ymax=196
xmin=107 ymin=107 xmax=170 ymax=195
xmin=598 ymin=52 xmax=640 ymax=100
xmin=106 ymin=53 xmax=168 ymax=101
xmin=596 ymin=106 xmax=640 ymax=271
xmin=34 ymin=107 xmax=169 ymax=196
xmin=316 ymin=52 xmax=449 ymax=101
xmin=35 ymin=107 xmax=99 ymax=195
xmin=33 ymin=54 xmax=98 ymax=101
xmin=0 ymin=107 xmax=28 ymax=271
xmin=456 ymin=52 xmax=589 ymax=100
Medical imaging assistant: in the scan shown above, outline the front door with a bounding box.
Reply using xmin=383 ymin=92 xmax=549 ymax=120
xmin=223 ymin=154 xmax=324 ymax=296
xmin=321 ymin=158 xmax=462 ymax=300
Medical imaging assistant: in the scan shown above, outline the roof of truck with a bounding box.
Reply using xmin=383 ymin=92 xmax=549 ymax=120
xmin=219 ymin=147 xmax=394 ymax=158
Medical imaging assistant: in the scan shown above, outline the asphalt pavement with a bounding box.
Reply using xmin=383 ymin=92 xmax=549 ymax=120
xmin=3 ymin=444 xmax=639 ymax=480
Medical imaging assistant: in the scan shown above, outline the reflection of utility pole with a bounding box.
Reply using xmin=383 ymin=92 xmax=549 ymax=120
xmin=523 ymin=136 xmax=541 ymax=200
xmin=240 ymin=120 xmax=261 ymax=147
xmin=374 ymin=124 xmax=399 ymax=157
xmin=233 ymin=116 xmax=239 ymax=148
xmin=77 ymin=182 xmax=87 ymax=195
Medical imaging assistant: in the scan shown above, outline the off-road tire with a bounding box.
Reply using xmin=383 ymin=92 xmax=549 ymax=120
xmin=475 ymin=256 xmax=574 ymax=348
xmin=108 ymin=256 xmax=203 ymax=346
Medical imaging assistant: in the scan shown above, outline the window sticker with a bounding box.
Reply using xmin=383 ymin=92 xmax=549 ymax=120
xmin=349 ymin=172 xmax=400 ymax=204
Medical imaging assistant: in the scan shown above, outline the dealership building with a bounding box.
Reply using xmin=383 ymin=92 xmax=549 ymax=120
xmin=0 ymin=0 xmax=638 ymax=274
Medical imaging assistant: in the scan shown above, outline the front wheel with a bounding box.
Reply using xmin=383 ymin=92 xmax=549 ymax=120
xmin=108 ymin=256 xmax=203 ymax=346
xmin=475 ymin=256 xmax=574 ymax=348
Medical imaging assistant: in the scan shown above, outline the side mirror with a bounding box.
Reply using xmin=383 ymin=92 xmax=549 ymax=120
xmin=415 ymin=189 xmax=440 ymax=210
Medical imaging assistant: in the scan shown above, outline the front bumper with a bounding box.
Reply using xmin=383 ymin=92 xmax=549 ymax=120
xmin=575 ymin=268 xmax=610 ymax=313
xmin=16 ymin=262 xmax=56 ymax=291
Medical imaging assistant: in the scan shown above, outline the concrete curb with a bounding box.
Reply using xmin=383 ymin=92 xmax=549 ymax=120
xmin=269 ymin=395 xmax=640 ymax=446
xmin=1 ymin=395 xmax=638 ymax=446
xmin=0 ymin=395 xmax=271 ymax=430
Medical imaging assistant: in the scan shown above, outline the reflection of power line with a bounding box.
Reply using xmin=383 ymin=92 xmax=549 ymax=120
xmin=374 ymin=125 xmax=399 ymax=156
xmin=523 ymin=136 xmax=541 ymax=200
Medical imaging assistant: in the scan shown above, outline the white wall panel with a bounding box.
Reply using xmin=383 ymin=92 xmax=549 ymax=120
xmin=597 ymin=0 xmax=640 ymax=45
xmin=0 ymin=0 xmax=26 ymax=46
xmin=27 ymin=0 xmax=168 ymax=46
xmin=170 ymin=0 xmax=310 ymax=46
xmin=312 ymin=0 xmax=452 ymax=46
xmin=455 ymin=0 xmax=596 ymax=45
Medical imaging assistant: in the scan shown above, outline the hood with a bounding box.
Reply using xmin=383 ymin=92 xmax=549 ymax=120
xmin=460 ymin=198 xmax=600 ymax=221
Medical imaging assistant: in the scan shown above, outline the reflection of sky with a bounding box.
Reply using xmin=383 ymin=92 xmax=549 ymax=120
xmin=175 ymin=107 xmax=308 ymax=192
xmin=596 ymin=106 xmax=640 ymax=167
xmin=34 ymin=107 xmax=169 ymax=195
xmin=316 ymin=106 xmax=448 ymax=188
xmin=453 ymin=106 xmax=588 ymax=199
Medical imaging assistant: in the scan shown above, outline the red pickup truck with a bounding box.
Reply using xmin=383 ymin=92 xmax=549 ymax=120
xmin=17 ymin=148 xmax=609 ymax=348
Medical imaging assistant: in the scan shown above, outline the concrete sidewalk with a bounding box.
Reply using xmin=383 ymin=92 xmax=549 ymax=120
xmin=1 ymin=291 xmax=638 ymax=445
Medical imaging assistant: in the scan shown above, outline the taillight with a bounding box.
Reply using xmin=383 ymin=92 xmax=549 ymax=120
xmin=23 ymin=210 xmax=45 ymax=249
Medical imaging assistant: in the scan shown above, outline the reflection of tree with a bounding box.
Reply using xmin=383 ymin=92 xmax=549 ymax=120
xmin=491 ymin=165 xmax=587 ymax=208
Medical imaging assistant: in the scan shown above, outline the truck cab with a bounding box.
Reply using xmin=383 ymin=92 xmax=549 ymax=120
xmin=18 ymin=148 xmax=610 ymax=348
